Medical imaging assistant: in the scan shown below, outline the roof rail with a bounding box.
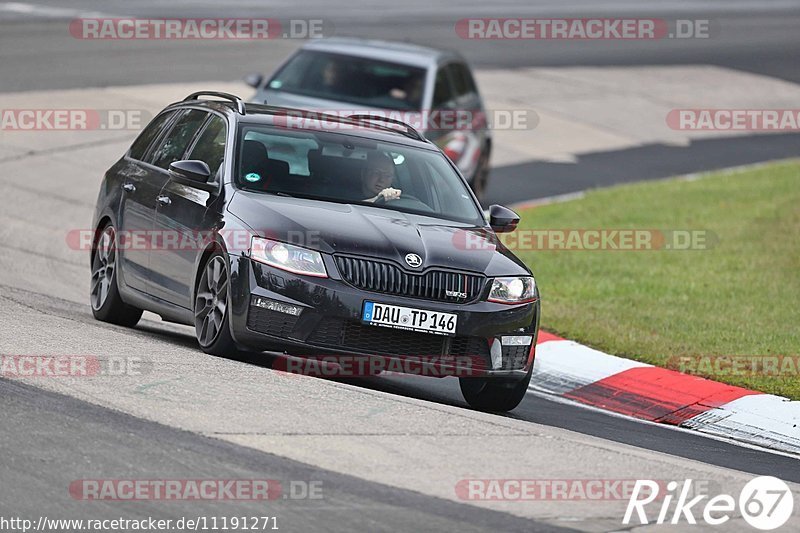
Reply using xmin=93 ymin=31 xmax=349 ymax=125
xmin=347 ymin=114 xmax=425 ymax=142
xmin=183 ymin=91 xmax=245 ymax=114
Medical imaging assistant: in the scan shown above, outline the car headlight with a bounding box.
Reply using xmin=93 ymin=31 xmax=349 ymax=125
xmin=488 ymin=276 xmax=536 ymax=304
xmin=250 ymin=237 xmax=327 ymax=278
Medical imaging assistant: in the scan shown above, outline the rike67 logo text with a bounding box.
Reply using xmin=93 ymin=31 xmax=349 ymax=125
xmin=624 ymin=477 xmax=794 ymax=530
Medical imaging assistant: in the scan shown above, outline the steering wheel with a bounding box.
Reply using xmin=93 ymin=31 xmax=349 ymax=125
xmin=375 ymin=193 xmax=421 ymax=204
xmin=376 ymin=194 xmax=434 ymax=212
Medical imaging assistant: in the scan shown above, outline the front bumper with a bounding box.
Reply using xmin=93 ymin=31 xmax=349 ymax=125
xmin=227 ymin=253 xmax=540 ymax=380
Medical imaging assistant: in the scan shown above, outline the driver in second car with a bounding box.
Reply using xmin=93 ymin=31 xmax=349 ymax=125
xmin=361 ymin=152 xmax=402 ymax=203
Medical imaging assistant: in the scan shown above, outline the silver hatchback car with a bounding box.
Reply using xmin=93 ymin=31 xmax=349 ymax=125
xmin=245 ymin=37 xmax=492 ymax=202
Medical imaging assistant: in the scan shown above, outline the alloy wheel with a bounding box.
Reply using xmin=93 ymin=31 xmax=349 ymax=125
xmin=90 ymin=226 xmax=116 ymax=311
xmin=194 ymin=256 xmax=229 ymax=347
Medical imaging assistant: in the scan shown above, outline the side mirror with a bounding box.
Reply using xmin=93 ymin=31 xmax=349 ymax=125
xmin=488 ymin=204 xmax=520 ymax=233
xmin=169 ymin=160 xmax=213 ymax=189
xmin=244 ymin=73 xmax=263 ymax=88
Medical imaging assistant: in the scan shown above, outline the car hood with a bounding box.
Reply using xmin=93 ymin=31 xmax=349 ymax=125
xmin=227 ymin=190 xmax=528 ymax=277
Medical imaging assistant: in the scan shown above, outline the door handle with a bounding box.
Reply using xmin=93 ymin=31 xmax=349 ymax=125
xmin=122 ymin=183 xmax=136 ymax=193
xmin=156 ymin=195 xmax=171 ymax=206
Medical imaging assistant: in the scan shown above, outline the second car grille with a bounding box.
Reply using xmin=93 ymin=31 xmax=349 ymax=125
xmin=334 ymin=256 xmax=484 ymax=302
xmin=308 ymin=318 xmax=491 ymax=363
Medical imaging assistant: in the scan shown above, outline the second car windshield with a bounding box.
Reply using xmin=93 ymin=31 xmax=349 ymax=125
xmin=267 ymin=50 xmax=426 ymax=111
xmin=236 ymin=125 xmax=484 ymax=225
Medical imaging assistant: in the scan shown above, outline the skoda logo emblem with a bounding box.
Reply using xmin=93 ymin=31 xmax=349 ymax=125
xmin=405 ymin=253 xmax=422 ymax=268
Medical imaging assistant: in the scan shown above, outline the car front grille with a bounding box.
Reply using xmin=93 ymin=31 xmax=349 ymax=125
xmin=308 ymin=318 xmax=491 ymax=363
xmin=334 ymin=256 xmax=484 ymax=303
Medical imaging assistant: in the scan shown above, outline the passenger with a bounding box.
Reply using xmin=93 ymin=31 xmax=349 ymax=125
xmin=389 ymin=77 xmax=423 ymax=109
xmin=361 ymin=152 xmax=401 ymax=203
xmin=321 ymin=60 xmax=345 ymax=94
xmin=403 ymin=77 xmax=423 ymax=109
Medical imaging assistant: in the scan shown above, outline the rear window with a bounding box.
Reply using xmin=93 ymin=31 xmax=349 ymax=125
xmin=268 ymin=51 xmax=426 ymax=111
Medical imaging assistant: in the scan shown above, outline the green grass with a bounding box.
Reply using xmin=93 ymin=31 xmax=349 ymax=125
xmin=513 ymin=160 xmax=800 ymax=398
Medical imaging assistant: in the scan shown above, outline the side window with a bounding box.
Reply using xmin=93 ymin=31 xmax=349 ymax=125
xmin=128 ymin=111 xmax=174 ymax=161
xmin=432 ymin=67 xmax=455 ymax=109
xmin=187 ymin=115 xmax=227 ymax=178
xmin=150 ymin=109 xmax=208 ymax=170
xmin=448 ymin=63 xmax=476 ymax=98
xmin=460 ymin=65 xmax=478 ymax=94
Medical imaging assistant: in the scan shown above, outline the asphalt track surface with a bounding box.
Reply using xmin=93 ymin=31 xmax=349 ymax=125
xmin=489 ymin=132 xmax=800 ymax=206
xmin=2 ymin=0 xmax=800 ymax=88
xmin=0 ymin=377 xmax=567 ymax=532
xmin=1 ymin=1 xmax=799 ymax=530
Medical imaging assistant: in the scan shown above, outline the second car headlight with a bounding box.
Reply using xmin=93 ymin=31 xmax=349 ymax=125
xmin=488 ymin=276 xmax=536 ymax=304
xmin=250 ymin=237 xmax=327 ymax=278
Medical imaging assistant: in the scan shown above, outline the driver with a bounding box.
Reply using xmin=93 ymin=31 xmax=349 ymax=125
xmin=361 ymin=152 xmax=401 ymax=203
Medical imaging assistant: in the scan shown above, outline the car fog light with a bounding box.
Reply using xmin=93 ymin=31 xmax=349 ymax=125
xmin=252 ymin=296 xmax=302 ymax=316
xmin=501 ymin=335 xmax=532 ymax=346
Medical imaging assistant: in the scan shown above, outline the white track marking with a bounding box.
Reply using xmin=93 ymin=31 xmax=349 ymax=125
xmin=527 ymin=388 xmax=800 ymax=460
xmin=529 ymin=336 xmax=800 ymax=456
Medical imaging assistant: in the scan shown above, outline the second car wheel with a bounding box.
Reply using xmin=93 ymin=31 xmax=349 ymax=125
xmin=194 ymin=252 xmax=238 ymax=357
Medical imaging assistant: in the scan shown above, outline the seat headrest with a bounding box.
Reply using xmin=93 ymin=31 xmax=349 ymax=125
xmin=242 ymin=140 xmax=268 ymax=168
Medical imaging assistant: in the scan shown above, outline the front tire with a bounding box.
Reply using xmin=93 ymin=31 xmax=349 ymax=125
xmin=459 ymin=367 xmax=533 ymax=412
xmin=194 ymin=253 xmax=238 ymax=357
xmin=90 ymin=223 xmax=143 ymax=327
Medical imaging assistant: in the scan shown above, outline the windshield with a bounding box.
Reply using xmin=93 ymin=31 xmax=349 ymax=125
xmin=235 ymin=124 xmax=484 ymax=225
xmin=267 ymin=50 xmax=426 ymax=111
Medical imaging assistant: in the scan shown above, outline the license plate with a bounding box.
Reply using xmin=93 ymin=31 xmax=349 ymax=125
xmin=362 ymin=301 xmax=457 ymax=336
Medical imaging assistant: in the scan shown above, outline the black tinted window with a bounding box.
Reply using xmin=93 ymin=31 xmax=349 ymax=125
xmin=151 ymin=110 xmax=207 ymax=169
xmin=128 ymin=111 xmax=174 ymax=161
xmin=432 ymin=67 xmax=454 ymax=108
xmin=461 ymin=65 xmax=477 ymax=94
xmin=188 ymin=115 xmax=227 ymax=177
xmin=447 ymin=63 xmax=476 ymax=97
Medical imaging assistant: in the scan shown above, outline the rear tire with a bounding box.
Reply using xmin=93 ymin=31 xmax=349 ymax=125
xmin=459 ymin=367 xmax=533 ymax=412
xmin=90 ymin=223 xmax=143 ymax=327
xmin=194 ymin=253 xmax=238 ymax=357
